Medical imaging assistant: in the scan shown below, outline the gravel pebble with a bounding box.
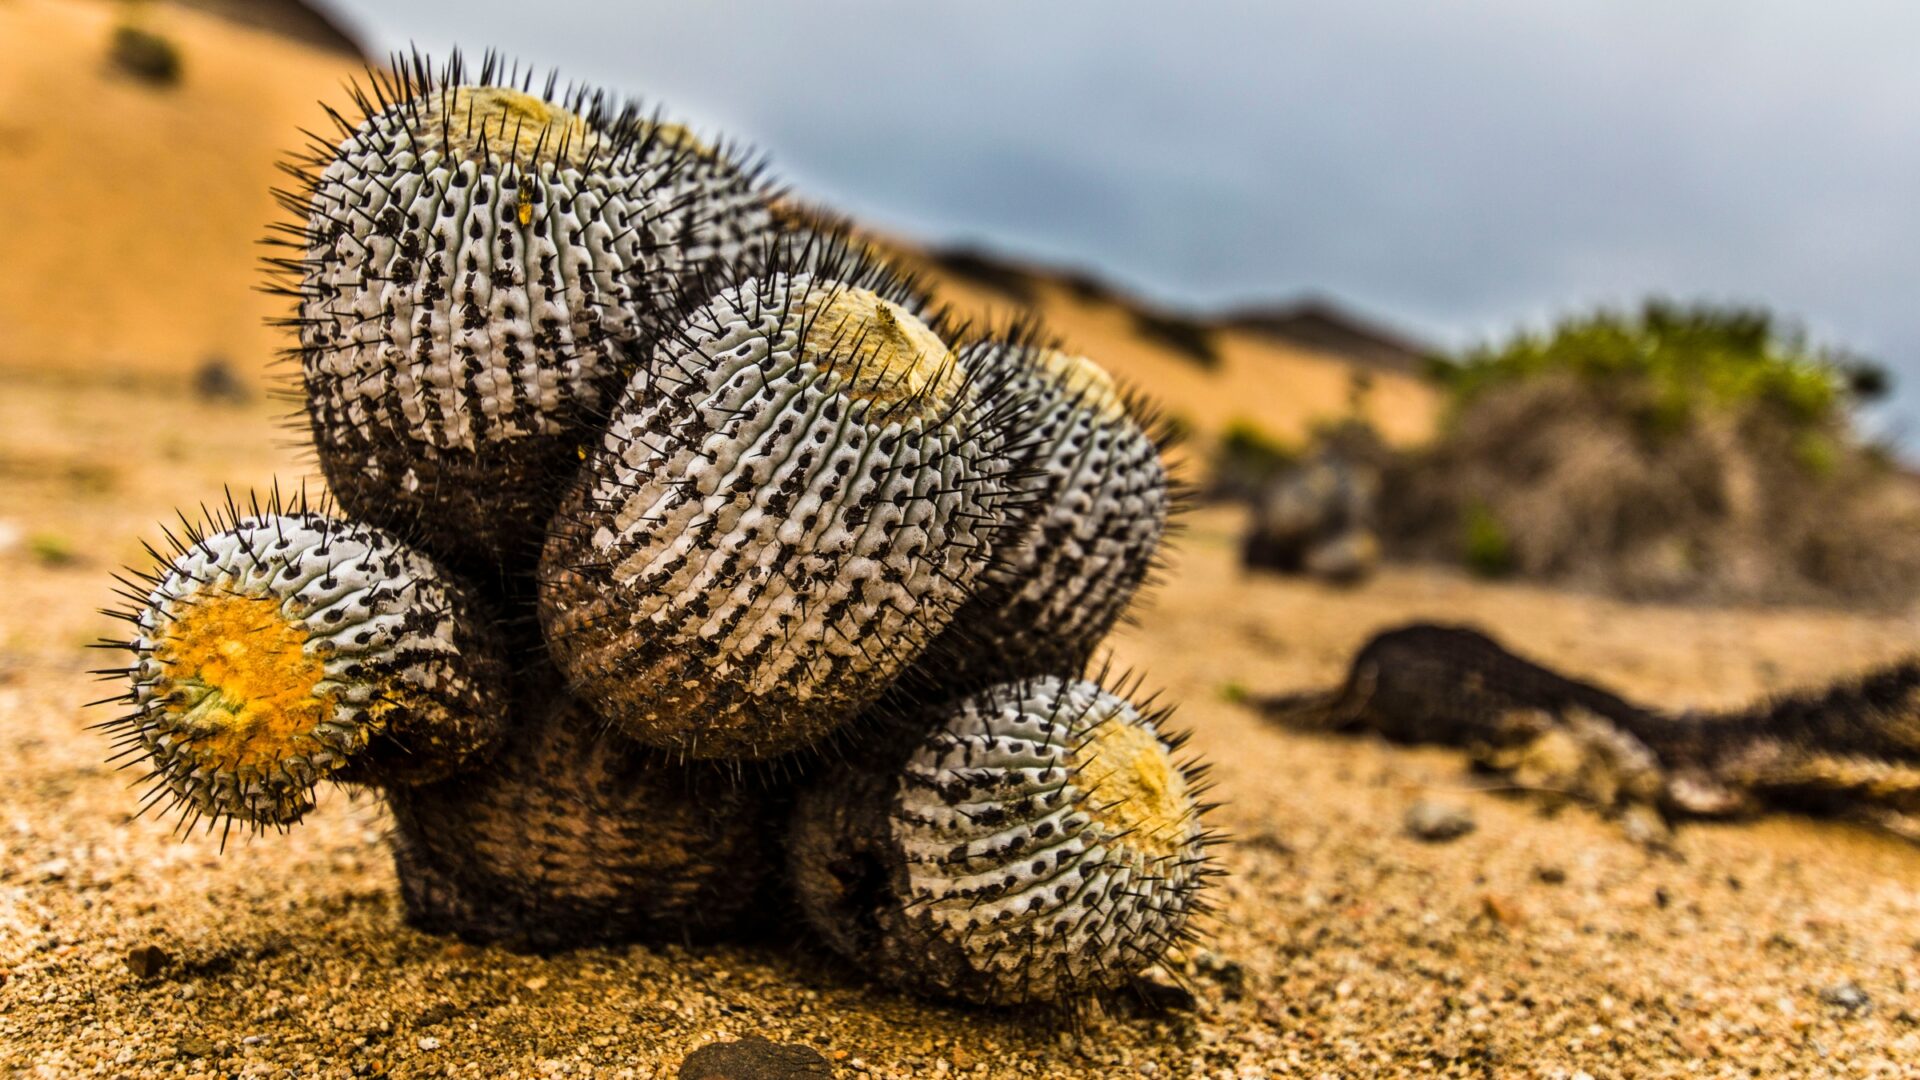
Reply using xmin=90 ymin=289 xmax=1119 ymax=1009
xmin=1820 ymin=982 xmax=1872 ymax=1015
xmin=124 ymin=944 xmax=171 ymax=980
xmin=1404 ymin=800 xmax=1477 ymax=842
xmin=679 ymin=1035 xmax=831 ymax=1078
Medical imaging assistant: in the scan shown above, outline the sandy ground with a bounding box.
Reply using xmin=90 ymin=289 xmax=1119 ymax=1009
xmin=0 ymin=0 xmax=359 ymax=379
xmin=4 ymin=366 xmax=1920 ymax=1079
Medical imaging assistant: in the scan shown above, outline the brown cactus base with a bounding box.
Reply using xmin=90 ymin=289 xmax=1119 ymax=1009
xmin=384 ymin=686 xmax=780 ymax=950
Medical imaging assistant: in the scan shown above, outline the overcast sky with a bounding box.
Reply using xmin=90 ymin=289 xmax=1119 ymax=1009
xmin=327 ymin=1 xmax=1920 ymax=433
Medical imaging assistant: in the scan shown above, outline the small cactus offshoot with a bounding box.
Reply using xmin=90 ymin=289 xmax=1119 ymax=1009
xmin=787 ymin=676 xmax=1217 ymax=1005
xmin=96 ymin=50 xmax=1221 ymax=1006
xmin=98 ymin=493 xmax=506 ymax=831
xmin=539 ymin=244 xmax=1014 ymax=759
xmin=277 ymin=51 xmax=774 ymax=569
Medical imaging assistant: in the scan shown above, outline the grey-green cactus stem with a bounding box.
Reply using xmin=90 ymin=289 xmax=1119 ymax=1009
xmin=97 ymin=492 xmax=507 ymax=833
xmin=276 ymin=50 xmax=775 ymax=572
xmin=787 ymin=676 xmax=1218 ymax=1005
xmin=538 ymin=245 xmax=1017 ymax=759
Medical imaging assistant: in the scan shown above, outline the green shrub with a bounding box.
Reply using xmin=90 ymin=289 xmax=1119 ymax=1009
xmin=29 ymin=533 xmax=77 ymax=566
xmin=1436 ymin=300 xmax=1864 ymax=434
xmin=1221 ymin=419 xmax=1295 ymax=467
xmin=1207 ymin=418 xmax=1297 ymax=502
xmin=1459 ymin=503 xmax=1514 ymax=579
xmin=109 ymin=23 xmax=182 ymax=87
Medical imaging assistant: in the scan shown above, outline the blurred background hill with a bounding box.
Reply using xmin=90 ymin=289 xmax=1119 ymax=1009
xmin=7 ymin=0 xmax=1917 ymax=604
xmin=0 ymin=0 xmax=1439 ymax=452
xmin=0 ymin=0 xmax=361 ymax=378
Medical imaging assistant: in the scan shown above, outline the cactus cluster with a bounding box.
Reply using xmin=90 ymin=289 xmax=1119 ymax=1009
xmin=98 ymin=52 xmax=1217 ymax=1008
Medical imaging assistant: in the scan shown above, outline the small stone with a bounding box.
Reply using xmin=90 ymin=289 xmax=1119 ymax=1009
xmin=1819 ymin=982 xmax=1871 ymax=1016
xmin=417 ymin=1036 xmax=442 ymax=1051
xmin=415 ymin=1003 xmax=456 ymax=1027
xmin=1480 ymin=892 xmax=1522 ymax=927
xmin=1192 ymin=951 xmax=1247 ymax=1000
xmin=1534 ymin=865 xmax=1567 ymax=885
xmin=177 ymin=1035 xmax=214 ymax=1059
xmin=192 ymin=357 xmax=250 ymax=402
xmin=125 ymin=944 xmax=171 ymax=980
xmin=1120 ymin=977 xmax=1199 ymax=1015
xmin=1404 ymin=800 xmax=1475 ymax=842
xmin=679 ymin=1035 xmax=832 ymax=1079
xmin=523 ymin=975 xmax=550 ymax=992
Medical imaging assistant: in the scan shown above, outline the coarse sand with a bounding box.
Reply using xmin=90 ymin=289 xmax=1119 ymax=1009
xmin=3 ymin=367 xmax=1919 ymax=1078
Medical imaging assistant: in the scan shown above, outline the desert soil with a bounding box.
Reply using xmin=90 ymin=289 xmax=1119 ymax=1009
xmin=3 ymin=366 xmax=1919 ymax=1079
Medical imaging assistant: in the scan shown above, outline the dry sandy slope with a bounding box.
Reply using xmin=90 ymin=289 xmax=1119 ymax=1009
xmin=0 ymin=0 xmax=1438 ymax=450
xmin=895 ymin=260 xmax=1440 ymax=451
xmin=0 ymin=0 xmax=359 ymax=379
xmin=3 ymin=367 xmax=1919 ymax=1078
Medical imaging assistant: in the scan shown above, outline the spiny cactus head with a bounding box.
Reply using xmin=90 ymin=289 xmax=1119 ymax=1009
xmin=98 ymin=493 xmax=507 ymax=831
xmin=788 ymin=675 xmax=1217 ymax=1005
xmin=278 ymin=49 xmax=777 ymax=571
xmin=908 ymin=332 xmax=1173 ymax=698
xmin=539 ymin=243 xmax=1014 ymax=759
xmin=893 ymin=677 xmax=1212 ymax=1001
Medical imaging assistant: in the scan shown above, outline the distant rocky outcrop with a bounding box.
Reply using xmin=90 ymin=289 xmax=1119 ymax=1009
xmin=166 ymin=0 xmax=365 ymax=58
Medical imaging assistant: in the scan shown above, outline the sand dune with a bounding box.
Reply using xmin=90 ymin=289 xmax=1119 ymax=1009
xmin=0 ymin=0 xmax=1437 ymax=451
xmin=0 ymin=0 xmax=360 ymax=380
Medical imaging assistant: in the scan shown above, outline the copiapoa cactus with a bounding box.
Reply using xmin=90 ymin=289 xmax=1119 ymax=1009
xmin=271 ymin=51 xmax=775 ymax=572
xmin=539 ymin=237 xmax=1016 ymax=759
xmin=101 ymin=50 xmax=1219 ymax=1008
xmin=96 ymin=489 xmax=506 ymax=833
xmin=788 ymin=675 xmax=1217 ymax=1005
xmin=918 ymin=333 xmax=1175 ymax=695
